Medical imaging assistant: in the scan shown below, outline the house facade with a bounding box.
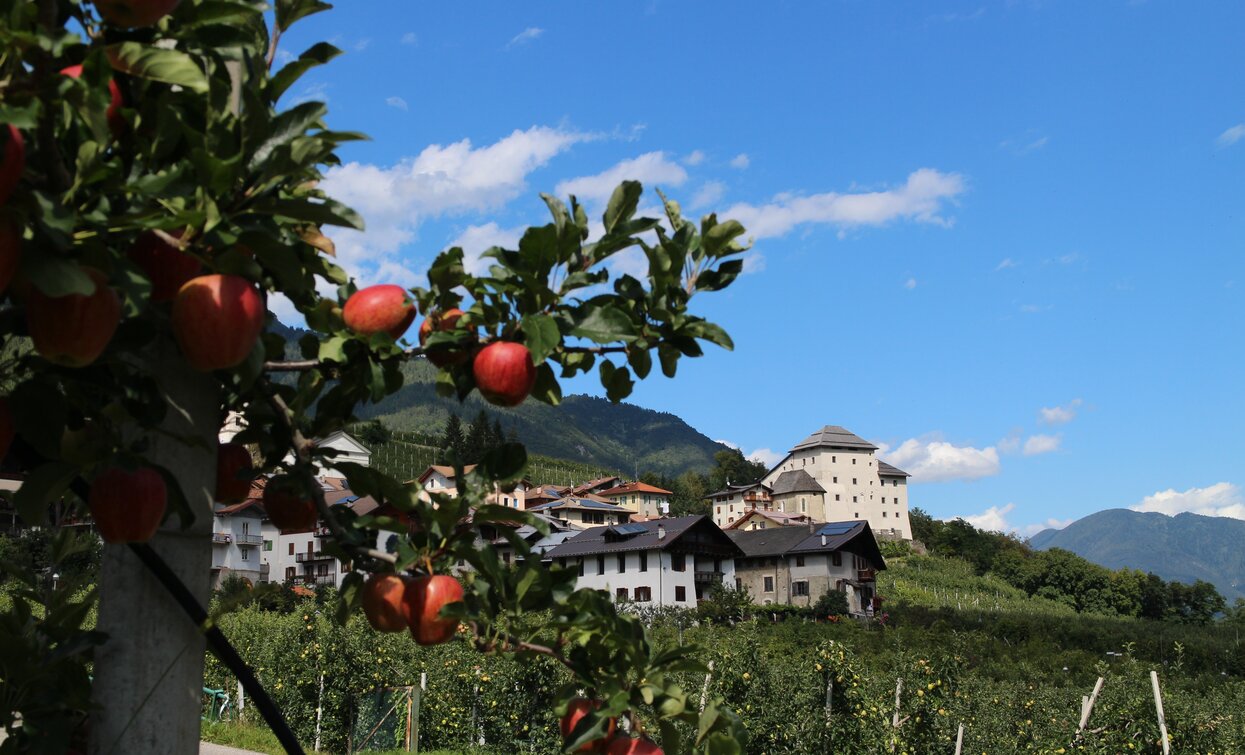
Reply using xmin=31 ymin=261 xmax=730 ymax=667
xmin=417 ymin=465 xmax=529 ymax=509
xmin=724 ymin=509 xmax=816 ymax=531
xmin=545 ymin=516 xmax=742 ymax=607
xmin=707 ymin=481 xmax=773 ymax=528
xmin=528 ymin=496 xmax=632 ymax=528
xmin=597 ymin=481 xmax=673 ymax=519
xmin=760 ymin=426 xmax=912 ymax=539
xmin=210 ymin=500 xmax=269 ymax=588
xmin=728 ymin=521 xmax=885 ymax=614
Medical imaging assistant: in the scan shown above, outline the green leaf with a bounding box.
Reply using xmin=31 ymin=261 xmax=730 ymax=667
xmin=249 ymin=101 xmax=328 ymax=170
xmin=336 ymin=571 xmax=363 ymax=625
xmin=702 ymin=218 xmax=748 ymax=258
xmin=268 ymin=42 xmax=343 ymax=102
xmin=520 ymin=313 xmax=560 ymax=363
xmin=275 ymin=0 xmax=332 ymax=31
xmin=22 ymin=255 xmax=95 ymax=298
xmin=598 ymin=360 xmax=634 ymax=403
xmin=530 ymin=362 xmax=562 ymax=405
xmin=603 ymin=181 xmax=642 ymax=235
xmin=477 ymin=442 xmax=527 ymax=482
xmin=570 ymin=301 xmax=636 ymax=343
xmin=254 ymin=197 xmax=364 ymax=230
xmin=13 ymin=463 xmax=77 ymax=526
xmin=105 ymin=43 xmax=208 ymax=94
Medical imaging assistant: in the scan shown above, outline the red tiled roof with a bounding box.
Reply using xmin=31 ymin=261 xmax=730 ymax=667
xmin=598 ymin=481 xmax=673 ymax=497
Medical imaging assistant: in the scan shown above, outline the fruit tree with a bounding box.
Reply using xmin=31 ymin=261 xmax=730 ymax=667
xmin=0 ymin=1 xmax=750 ymax=753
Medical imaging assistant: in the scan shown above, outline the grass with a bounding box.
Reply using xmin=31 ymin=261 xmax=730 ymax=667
xmin=200 ymin=718 xmax=488 ymax=754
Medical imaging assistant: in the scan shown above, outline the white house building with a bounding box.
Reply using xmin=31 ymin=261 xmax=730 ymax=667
xmin=758 ymin=426 xmax=912 ymax=540
xmin=544 ymin=516 xmax=742 ymax=607
xmin=210 ymin=498 xmax=269 ymax=588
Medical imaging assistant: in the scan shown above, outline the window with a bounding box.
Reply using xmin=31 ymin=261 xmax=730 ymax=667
xmin=792 ymin=581 xmax=809 ymax=597
xmin=617 ymin=554 xmax=626 ymax=574
xmin=852 ymin=496 xmax=858 ymax=503
xmin=832 ymin=455 xmax=837 ymax=463
xmin=796 ymin=555 xmax=805 ymax=567
xmin=833 ymin=476 xmax=838 ymax=483
xmin=675 ymin=586 xmax=687 ymax=602
xmin=341 ymin=560 xmax=350 ymax=573
xmin=241 ymin=548 xmax=249 ymax=561
xmin=835 ymin=494 xmax=841 ymax=501
xmin=263 ymin=540 xmax=272 ymax=551
xmin=639 ymin=552 xmax=648 ymax=572
xmin=882 ymin=497 xmax=886 ymax=503
xmin=852 ymin=458 xmax=857 ymax=465
xmin=763 ymin=576 xmax=774 ymax=593
xmin=597 ymin=555 xmax=606 ymax=575
xmin=578 ymin=558 xmax=585 ymax=577
xmin=852 ymin=478 xmax=857 ymax=485
xmin=800 ymin=498 xmax=806 ymax=512
xmin=854 ymin=512 xmax=859 ymax=518
xmin=503 ymin=551 xmax=512 ymax=564
xmin=616 ymin=588 xmax=628 ymax=601
xmin=242 ymin=521 xmax=250 ymax=535
xmin=882 ymin=511 xmax=888 ymax=517
xmin=716 ymin=506 xmax=721 ymax=514
xmin=285 ymin=567 xmax=295 ymax=580
xmin=672 ymin=553 xmax=686 ymax=572
xmin=832 ymin=552 xmax=842 ymax=567
xmin=634 ymin=586 xmax=652 ymax=602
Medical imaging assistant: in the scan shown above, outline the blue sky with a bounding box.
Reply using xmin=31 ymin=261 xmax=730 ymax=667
xmin=279 ymin=1 xmax=1244 ymax=536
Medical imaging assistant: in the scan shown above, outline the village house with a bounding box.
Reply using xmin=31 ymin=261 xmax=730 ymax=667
xmin=417 ymin=464 xmax=530 ymax=509
xmin=596 ymin=481 xmax=673 ymax=519
xmin=569 ymin=476 xmax=623 ymax=497
xmin=210 ymin=497 xmax=268 ymax=588
xmin=755 ymin=425 xmax=913 ymax=540
xmin=544 ymin=516 xmax=742 ymax=607
xmin=706 ymin=480 xmax=773 ymax=527
xmin=728 ymin=520 xmax=885 ymax=614
xmin=724 ymin=509 xmax=817 ymax=531
xmin=527 ymin=496 xmax=632 ymax=528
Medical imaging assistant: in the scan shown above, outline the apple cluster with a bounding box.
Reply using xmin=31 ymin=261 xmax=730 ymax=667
xmin=342 ymin=285 xmax=538 ymax=408
xmin=360 ymin=572 xmax=465 ymax=646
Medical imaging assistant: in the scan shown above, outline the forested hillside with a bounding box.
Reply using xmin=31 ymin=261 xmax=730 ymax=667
xmin=1030 ymin=508 xmax=1245 ymax=601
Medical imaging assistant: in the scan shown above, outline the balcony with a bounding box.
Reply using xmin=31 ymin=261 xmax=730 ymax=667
xmin=294 ymin=574 xmax=337 ymax=587
xmin=211 ymin=533 xmax=231 ymax=544
xmin=313 ymin=526 xmax=332 ymax=538
xmin=235 ymin=534 xmax=263 ymax=547
xmin=693 ymin=570 xmax=724 ymax=583
xmin=295 ymin=550 xmax=335 ymax=563
xmin=857 ymin=568 xmax=876 ymax=583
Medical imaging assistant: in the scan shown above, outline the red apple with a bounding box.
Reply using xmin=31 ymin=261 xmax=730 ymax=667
xmin=402 ymin=574 xmax=463 ymax=645
xmin=60 ymin=64 xmax=124 ymax=135
xmin=93 ymin=0 xmax=180 ymax=27
xmin=418 ymin=308 xmax=474 ymax=367
xmin=361 ymin=573 xmax=409 ymax=632
xmin=342 ymin=284 xmax=416 ymax=339
xmin=604 ymin=735 xmax=663 ymax=755
xmin=215 ymin=442 xmax=254 ymax=503
xmin=27 ymin=266 xmax=121 ymax=367
xmin=0 ymin=124 xmax=24 ymax=206
xmin=262 ymin=476 xmax=317 ymax=533
xmin=561 ymin=698 xmax=616 ymax=753
xmin=0 ymin=397 xmax=13 ymax=461
xmin=128 ymin=229 xmax=201 ymax=302
xmin=472 ymin=341 xmax=536 ymax=407
xmin=89 ymin=465 xmax=167 ymax=543
xmin=0 ymin=214 xmax=19 ymax=295
xmin=172 ymin=274 xmax=264 ymax=371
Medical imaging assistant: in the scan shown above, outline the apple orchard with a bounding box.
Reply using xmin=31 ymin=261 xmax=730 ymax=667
xmin=0 ymin=0 xmax=753 ymax=753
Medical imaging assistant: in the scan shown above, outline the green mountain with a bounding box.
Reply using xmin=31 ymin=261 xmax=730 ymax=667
xmin=357 ymin=359 xmax=731 ymax=477
xmin=1029 ymin=508 xmax=1245 ymax=601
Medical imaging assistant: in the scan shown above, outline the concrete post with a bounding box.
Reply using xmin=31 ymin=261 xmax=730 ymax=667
xmin=89 ymin=349 xmax=218 ymax=754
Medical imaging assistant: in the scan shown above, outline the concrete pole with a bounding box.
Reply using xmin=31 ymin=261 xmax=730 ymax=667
xmin=90 ymin=349 xmax=219 ymax=754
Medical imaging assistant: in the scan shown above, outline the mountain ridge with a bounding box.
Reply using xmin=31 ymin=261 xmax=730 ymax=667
xmin=1030 ymin=508 xmax=1245 ymax=601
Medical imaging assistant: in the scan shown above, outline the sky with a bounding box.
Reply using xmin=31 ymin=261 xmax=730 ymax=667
xmin=276 ymin=1 xmax=1245 ymax=537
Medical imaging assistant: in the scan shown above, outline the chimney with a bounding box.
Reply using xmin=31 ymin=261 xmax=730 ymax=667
xmin=657 ymin=523 xmax=666 ymax=540
xmin=808 ymin=520 xmax=815 ymax=534
xmin=821 ymin=534 xmax=827 ymax=547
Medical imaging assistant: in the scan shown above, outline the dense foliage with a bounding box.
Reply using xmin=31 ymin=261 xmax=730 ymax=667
xmin=910 ymin=509 xmax=1228 ymax=623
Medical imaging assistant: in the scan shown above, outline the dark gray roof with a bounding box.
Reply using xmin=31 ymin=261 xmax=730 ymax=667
xmin=530 ymin=497 xmax=631 ymax=513
xmin=770 ymin=469 xmax=826 ymax=496
xmin=704 ymin=481 xmax=771 ymax=499
xmin=791 ymin=425 xmax=878 ymax=452
xmin=877 ymin=460 xmax=910 ymax=477
xmin=727 ymin=520 xmax=886 ymax=570
xmin=544 ymin=516 xmax=743 ymax=559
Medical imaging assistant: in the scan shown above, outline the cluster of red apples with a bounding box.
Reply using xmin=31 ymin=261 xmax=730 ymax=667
xmin=342 ymin=284 xmax=538 ymax=408
xmin=560 ymin=698 xmax=664 ymax=754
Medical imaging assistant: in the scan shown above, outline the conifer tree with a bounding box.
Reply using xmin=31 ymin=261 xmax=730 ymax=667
xmin=441 ymin=413 xmax=465 ymax=462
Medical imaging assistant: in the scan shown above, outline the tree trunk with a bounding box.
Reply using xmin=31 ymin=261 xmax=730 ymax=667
xmin=90 ymin=349 xmax=218 ymax=754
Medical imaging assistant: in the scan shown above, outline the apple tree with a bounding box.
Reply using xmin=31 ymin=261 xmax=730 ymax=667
xmin=0 ymin=1 xmax=750 ymax=752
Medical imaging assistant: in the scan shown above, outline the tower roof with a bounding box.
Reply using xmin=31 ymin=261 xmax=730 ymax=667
xmin=770 ymin=469 xmax=826 ymax=496
xmin=791 ymin=425 xmax=878 ymax=452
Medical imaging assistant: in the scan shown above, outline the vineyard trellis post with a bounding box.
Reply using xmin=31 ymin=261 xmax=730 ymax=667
xmin=1076 ymin=676 xmax=1104 ymax=739
xmin=954 ymin=723 xmax=964 ymax=755
xmin=1151 ymin=670 xmax=1170 ymax=755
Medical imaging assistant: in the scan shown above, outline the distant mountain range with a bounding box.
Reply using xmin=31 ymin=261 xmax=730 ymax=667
xmin=268 ymin=323 xmax=733 ymax=476
xmin=1030 ymin=509 xmax=1245 ymax=602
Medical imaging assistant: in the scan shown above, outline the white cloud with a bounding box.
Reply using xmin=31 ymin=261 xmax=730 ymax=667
xmin=1131 ymin=482 xmax=1245 ymax=520
xmin=401 ymin=32 xmax=418 ymax=46
xmin=1019 ymin=303 xmax=1048 ymax=313
xmin=1039 ymin=399 xmax=1082 ymax=425
xmin=689 ymin=180 xmax=726 ymax=210
xmin=555 ymin=152 xmax=688 ymax=205
xmin=904 ymin=277 xmax=917 ymax=290
xmin=960 ymin=503 xmax=1015 ymax=532
xmin=880 ymin=437 xmax=1000 ymax=483
xmin=506 ymin=27 xmax=544 ymax=48
xmin=446 ymin=222 xmax=526 ymax=274
xmin=720 ymin=168 xmax=966 ymax=240
xmin=321 ymin=125 xmax=592 ymax=284
xmin=714 ymin=439 xmax=740 ymax=450
xmin=1216 ymin=124 xmax=1245 ymax=147
xmin=683 ymin=150 xmax=706 ymax=166
xmin=385 ymin=96 xmax=408 ymax=111
xmin=742 ymin=252 xmax=766 ymax=274
xmin=729 ymin=153 xmax=750 ymax=169
xmin=354 ymin=38 xmax=372 ymax=52
xmin=1022 ymin=433 xmax=1061 ymax=456
xmin=995 ymin=257 xmax=1018 ymax=271
xmin=746 ymin=447 xmax=784 ymax=467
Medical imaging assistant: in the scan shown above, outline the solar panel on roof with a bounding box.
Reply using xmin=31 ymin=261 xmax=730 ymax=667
xmin=817 ymin=523 xmax=855 ymax=537
xmin=609 ymin=523 xmax=648 ymax=536
xmin=339 ymin=495 xmax=360 ymax=504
